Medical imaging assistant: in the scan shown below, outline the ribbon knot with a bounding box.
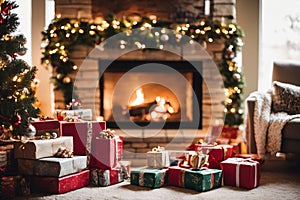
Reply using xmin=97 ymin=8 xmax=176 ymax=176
xmin=151 ymin=146 xmax=165 ymax=152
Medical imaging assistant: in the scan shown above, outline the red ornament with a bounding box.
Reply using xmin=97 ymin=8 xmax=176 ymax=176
xmin=1 ymin=5 xmax=12 ymax=16
xmin=18 ymin=50 xmax=26 ymax=56
xmin=11 ymin=114 xmax=21 ymax=127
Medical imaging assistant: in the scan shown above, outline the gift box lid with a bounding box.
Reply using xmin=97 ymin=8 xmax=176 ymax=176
xmin=221 ymin=157 xmax=260 ymax=166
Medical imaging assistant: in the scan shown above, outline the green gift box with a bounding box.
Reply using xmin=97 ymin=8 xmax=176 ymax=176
xmin=130 ymin=168 xmax=168 ymax=189
xmin=168 ymin=166 xmax=222 ymax=192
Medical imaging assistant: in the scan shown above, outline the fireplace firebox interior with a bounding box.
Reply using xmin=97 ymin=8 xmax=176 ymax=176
xmin=99 ymin=59 xmax=202 ymax=129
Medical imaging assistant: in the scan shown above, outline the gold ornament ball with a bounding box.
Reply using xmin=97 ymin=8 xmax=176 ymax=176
xmin=63 ymin=76 xmax=71 ymax=83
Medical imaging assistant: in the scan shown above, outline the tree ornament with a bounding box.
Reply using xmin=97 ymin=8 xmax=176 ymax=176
xmin=160 ymin=34 xmax=169 ymax=42
xmin=233 ymin=73 xmax=241 ymax=81
xmin=63 ymin=76 xmax=71 ymax=84
xmin=11 ymin=114 xmax=21 ymax=127
xmin=25 ymin=124 xmax=36 ymax=138
xmin=22 ymin=87 xmax=29 ymax=94
xmin=18 ymin=50 xmax=26 ymax=56
xmin=224 ymin=47 xmax=235 ymax=59
xmin=56 ymin=73 xmax=63 ymax=79
xmin=51 ymin=132 xmax=58 ymax=139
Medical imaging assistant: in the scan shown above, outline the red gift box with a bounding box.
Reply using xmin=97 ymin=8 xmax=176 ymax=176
xmin=187 ymin=144 xmax=233 ymax=169
xmin=60 ymin=121 xmax=106 ymax=155
xmin=168 ymin=166 xmax=185 ymax=187
xmin=220 ymin=158 xmax=260 ymax=189
xmin=89 ymin=138 xmax=117 ymax=169
xmin=31 ymin=120 xmax=60 ymax=136
xmin=30 ymin=170 xmax=90 ymax=194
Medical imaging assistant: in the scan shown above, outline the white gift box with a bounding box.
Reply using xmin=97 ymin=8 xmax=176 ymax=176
xmin=147 ymin=149 xmax=170 ymax=168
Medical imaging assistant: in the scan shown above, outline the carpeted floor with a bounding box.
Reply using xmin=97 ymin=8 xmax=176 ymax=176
xmin=14 ymin=159 xmax=300 ymax=200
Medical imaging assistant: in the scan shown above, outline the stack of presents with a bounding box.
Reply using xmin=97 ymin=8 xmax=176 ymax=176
xmin=131 ymin=143 xmax=262 ymax=192
xmin=0 ymin=109 xmax=262 ymax=198
xmin=0 ymin=110 xmax=130 ymax=198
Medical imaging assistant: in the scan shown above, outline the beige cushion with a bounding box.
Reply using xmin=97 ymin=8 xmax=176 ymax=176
xmin=272 ymin=81 xmax=300 ymax=114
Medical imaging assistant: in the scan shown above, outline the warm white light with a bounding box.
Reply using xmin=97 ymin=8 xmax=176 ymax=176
xmin=130 ymin=88 xmax=144 ymax=106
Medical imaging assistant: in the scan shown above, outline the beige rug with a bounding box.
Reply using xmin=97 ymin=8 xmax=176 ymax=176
xmin=14 ymin=160 xmax=300 ymax=200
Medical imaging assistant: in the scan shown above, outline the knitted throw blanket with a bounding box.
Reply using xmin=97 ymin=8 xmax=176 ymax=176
xmin=248 ymin=91 xmax=300 ymax=157
xmin=267 ymin=112 xmax=300 ymax=154
xmin=248 ymin=91 xmax=272 ymax=157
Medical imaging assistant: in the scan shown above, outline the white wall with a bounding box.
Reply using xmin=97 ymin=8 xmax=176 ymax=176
xmin=236 ymin=0 xmax=260 ymax=98
xmin=259 ymin=0 xmax=300 ymax=92
xmin=32 ymin=0 xmax=54 ymax=116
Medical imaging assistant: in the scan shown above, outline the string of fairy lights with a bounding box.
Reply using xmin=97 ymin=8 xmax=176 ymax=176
xmin=41 ymin=14 xmax=245 ymax=126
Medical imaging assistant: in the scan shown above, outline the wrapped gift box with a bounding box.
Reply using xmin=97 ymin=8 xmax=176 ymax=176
xmin=31 ymin=120 xmax=60 ymax=136
xmin=168 ymin=150 xmax=195 ymax=166
xmin=18 ymin=156 xmax=87 ymax=177
xmin=89 ymin=137 xmax=116 ymax=169
xmin=119 ymin=160 xmax=131 ymax=179
xmin=187 ymin=144 xmax=233 ymax=169
xmin=130 ymin=168 xmax=168 ymax=189
xmin=0 ymin=175 xmax=29 ymax=198
xmin=14 ymin=136 xmax=73 ymax=159
xmin=168 ymin=166 xmax=222 ymax=192
xmin=60 ymin=121 xmax=106 ymax=155
xmin=90 ymin=168 xmax=123 ymax=186
xmin=30 ymin=169 xmax=90 ymax=194
xmin=220 ymin=157 xmax=260 ymax=189
xmin=147 ymin=148 xmax=170 ymax=168
xmin=0 ymin=176 xmax=19 ymax=198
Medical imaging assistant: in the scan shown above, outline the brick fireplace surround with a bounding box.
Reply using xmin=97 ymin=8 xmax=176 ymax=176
xmin=54 ymin=0 xmax=237 ymax=165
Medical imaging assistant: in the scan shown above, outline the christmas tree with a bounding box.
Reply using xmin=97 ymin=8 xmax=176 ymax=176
xmin=0 ymin=0 xmax=40 ymax=138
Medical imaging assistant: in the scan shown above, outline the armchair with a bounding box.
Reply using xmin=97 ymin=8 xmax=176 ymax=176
xmin=246 ymin=61 xmax=300 ymax=156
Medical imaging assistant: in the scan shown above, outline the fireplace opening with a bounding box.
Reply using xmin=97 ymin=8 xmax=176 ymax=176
xmin=99 ymin=59 xmax=202 ymax=129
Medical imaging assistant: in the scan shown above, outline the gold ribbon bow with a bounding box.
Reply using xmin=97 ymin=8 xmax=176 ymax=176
xmin=151 ymin=146 xmax=165 ymax=152
xmin=189 ymin=152 xmax=209 ymax=170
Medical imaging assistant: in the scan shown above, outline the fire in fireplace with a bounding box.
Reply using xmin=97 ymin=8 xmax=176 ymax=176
xmin=127 ymin=85 xmax=178 ymax=122
xmin=99 ymin=59 xmax=202 ymax=129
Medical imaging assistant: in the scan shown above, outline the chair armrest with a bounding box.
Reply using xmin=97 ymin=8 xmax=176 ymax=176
xmin=246 ymin=97 xmax=257 ymax=154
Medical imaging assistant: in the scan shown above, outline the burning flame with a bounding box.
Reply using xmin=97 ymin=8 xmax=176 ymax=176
xmin=129 ymin=88 xmax=175 ymax=121
xmin=130 ymin=88 xmax=144 ymax=106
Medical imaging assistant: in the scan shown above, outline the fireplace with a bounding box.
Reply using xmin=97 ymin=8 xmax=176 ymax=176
xmin=99 ymin=58 xmax=202 ymax=129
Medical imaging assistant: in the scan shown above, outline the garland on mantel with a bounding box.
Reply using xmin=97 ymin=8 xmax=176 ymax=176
xmin=41 ymin=14 xmax=245 ymax=127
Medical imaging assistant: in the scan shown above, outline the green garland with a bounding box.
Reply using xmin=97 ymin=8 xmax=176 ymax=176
xmin=41 ymin=14 xmax=245 ymax=127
